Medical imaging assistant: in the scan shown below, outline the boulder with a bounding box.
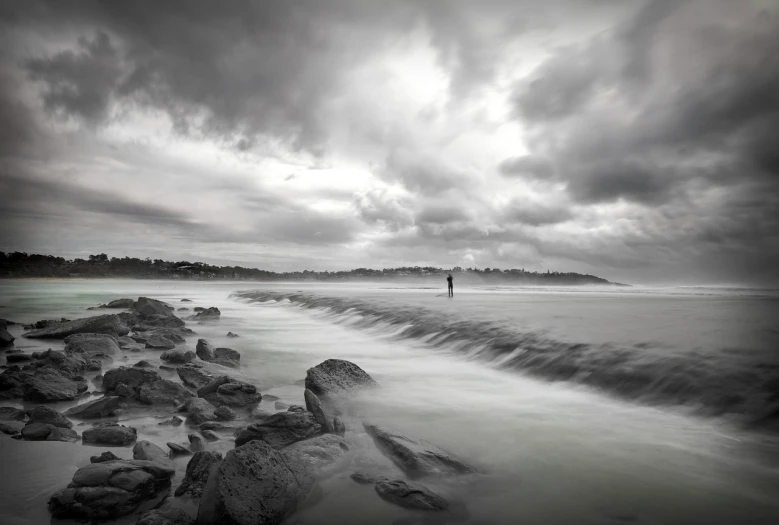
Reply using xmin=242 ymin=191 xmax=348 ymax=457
xmin=137 ymin=505 xmax=194 ymax=525
xmin=105 ymin=298 xmax=136 ymax=309
xmin=139 ymin=379 xmax=195 ymax=406
xmin=198 ymin=376 xmax=261 ymax=407
xmin=305 ymin=359 xmax=378 ymax=405
xmin=23 ymin=314 xmax=129 ymax=338
xmin=82 ymin=422 xmax=137 ymax=446
xmin=235 ymin=411 xmax=321 ymax=449
xmin=134 ymin=297 xmax=175 ymax=318
xmin=226 ymin=332 xmax=239 ymax=338
xmin=0 ymin=421 xmax=23 ymax=435
xmin=146 ymin=334 xmax=176 ymax=350
xmin=350 ymin=472 xmax=386 ymax=485
xmin=22 ymin=367 xmax=88 ymax=401
xmin=283 ymin=434 xmax=349 ymax=471
xmin=91 ymin=451 xmax=122 ymax=463
xmin=135 ymin=360 xmax=154 ymax=368
xmin=188 ymin=432 xmax=206 ymax=451
xmin=0 ymin=327 xmax=14 ymax=347
xmin=64 ymin=333 xmax=120 ymax=359
xmin=375 ymin=479 xmax=449 ymax=511
xmin=177 ymin=365 xmax=214 ymax=389
xmin=363 ymin=423 xmax=475 ymax=478
xmin=167 ymin=442 xmax=192 ymax=456
xmin=202 ymin=429 xmax=220 ymax=441
xmin=304 ymin=389 xmax=334 ymax=433
xmin=185 ymin=398 xmax=218 ymax=425
xmin=193 ymin=307 xmax=205 ymax=312
xmin=287 ymin=405 xmax=305 ymax=412
xmin=189 ymin=307 xmax=220 ymax=320
xmin=333 ymin=417 xmax=345 ymax=437
xmin=133 ymin=440 xmax=174 ymax=468
xmin=215 ymin=347 xmax=240 ymax=363
xmin=6 ymin=353 xmax=32 ymax=363
xmin=27 ymin=349 xmax=87 ymax=379
xmin=195 ymin=339 xmax=216 ymax=361
xmin=0 ymin=406 xmax=26 ymax=421
xmin=195 ymin=440 xmax=314 ymax=525
xmin=158 ymin=416 xmax=183 ymax=427
xmin=27 ymin=405 xmax=73 ymax=428
xmin=135 ymin=315 xmax=186 ymax=330
xmin=65 ymin=396 xmax=123 ymax=419
xmin=214 ymin=406 xmax=236 ymax=421
xmin=178 ymin=307 xmax=189 ymax=312
xmin=48 ymin=459 xmax=175 ymax=519
xmin=174 ymin=451 xmax=222 ymax=497
xmin=103 ymin=366 xmax=161 ymax=397
xmin=21 ymin=422 xmax=79 ymax=441
xmin=160 ymin=349 xmax=196 ymax=364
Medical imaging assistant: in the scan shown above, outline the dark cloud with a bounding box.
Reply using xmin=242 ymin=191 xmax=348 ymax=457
xmin=498 ymin=155 xmax=555 ymax=180
xmin=503 ymin=198 xmax=572 ymax=226
xmin=416 ymin=203 xmax=470 ymax=225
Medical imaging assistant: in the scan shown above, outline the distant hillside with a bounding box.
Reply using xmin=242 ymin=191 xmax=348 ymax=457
xmin=0 ymin=251 xmax=625 ymax=286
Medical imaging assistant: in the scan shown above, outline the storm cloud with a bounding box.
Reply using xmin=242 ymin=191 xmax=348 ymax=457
xmin=1 ymin=0 xmax=777 ymax=283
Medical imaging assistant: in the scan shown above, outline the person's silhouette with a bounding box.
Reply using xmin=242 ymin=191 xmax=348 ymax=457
xmin=447 ymin=273 xmax=454 ymax=297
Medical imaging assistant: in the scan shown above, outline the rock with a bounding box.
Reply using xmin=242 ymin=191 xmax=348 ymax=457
xmin=23 ymin=314 xmax=129 ymax=338
xmin=235 ymin=411 xmax=321 ymax=449
xmin=226 ymin=332 xmax=239 ymax=338
xmin=177 ymin=307 xmax=189 ymax=311
xmin=6 ymin=353 xmax=32 ymax=363
xmin=333 ymin=416 xmax=345 ymax=437
xmin=215 ymin=347 xmax=240 ymax=363
xmin=287 ymin=405 xmax=305 ymax=412
xmin=195 ymin=339 xmax=216 ymax=361
xmin=189 ymin=307 xmax=220 ymax=320
xmin=375 ymin=479 xmax=449 ymax=511
xmin=86 ymin=359 xmax=102 ymax=371
xmin=188 ymin=432 xmax=206 ymax=451
xmin=65 ymin=396 xmax=122 ymax=419
xmin=137 ymin=505 xmax=194 ymax=525
xmin=135 ymin=360 xmax=154 ymax=368
xmin=103 ymin=366 xmax=161 ymax=397
xmin=177 ymin=365 xmax=214 ymax=389
xmin=133 ymin=440 xmax=174 ymax=468
xmin=146 ymin=334 xmax=176 ymax=350
xmin=135 ymin=315 xmax=187 ymax=330
xmin=91 ymin=451 xmax=121 ymax=463
xmin=158 ymin=416 xmax=183 ymax=427
xmin=363 ymin=423 xmax=475 ymax=478
xmin=198 ymin=376 xmax=261 ymax=407
xmin=0 ymin=421 xmax=24 ymax=435
xmin=28 ymin=405 xmax=73 ymax=428
xmin=283 ymin=434 xmax=349 ymax=471
xmin=195 ymin=440 xmax=314 ymax=525
xmin=304 ymin=389 xmax=334 ymax=433
xmin=0 ymin=327 xmax=14 ymax=347
xmin=105 ymin=298 xmax=136 ymax=309
xmin=22 ymin=422 xmax=79 ymax=441
xmin=193 ymin=307 xmax=204 ymax=312
xmin=160 ymin=349 xmax=196 ymax=363
xmin=214 ymin=406 xmax=236 ymax=421
xmin=22 ymin=367 xmax=87 ymax=401
xmin=202 ymin=429 xmax=220 ymax=442
xmin=174 ymin=451 xmax=222 ymax=498
xmin=139 ymin=379 xmax=195 ymax=406
xmin=28 ymin=349 xmax=87 ymax=379
xmin=82 ymin=422 xmax=137 ymax=446
xmin=167 ymin=442 xmax=192 ymax=456
xmin=48 ymin=459 xmax=175 ymax=519
xmin=275 ymin=401 xmax=290 ymax=410
xmin=134 ymin=297 xmax=175 ymax=318
xmin=181 ymin=299 xmax=193 ymax=303
xmin=0 ymin=406 xmax=26 ymax=421
xmin=305 ymin=359 xmax=378 ymax=406
xmin=350 ymin=472 xmax=386 ymax=485
xmin=199 ymin=422 xmax=237 ymax=432
xmin=185 ymin=398 xmax=217 ymax=425
xmin=64 ymin=333 xmax=120 ymax=359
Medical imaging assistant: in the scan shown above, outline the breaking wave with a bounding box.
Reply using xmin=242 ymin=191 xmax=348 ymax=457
xmin=234 ymin=290 xmax=779 ymax=428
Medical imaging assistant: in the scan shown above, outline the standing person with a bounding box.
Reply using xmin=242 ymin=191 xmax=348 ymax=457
xmin=447 ymin=273 xmax=454 ymax=297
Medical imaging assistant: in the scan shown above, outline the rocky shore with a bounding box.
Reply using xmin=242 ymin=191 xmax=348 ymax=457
xmin=0 ymin=297 xmax=478 ymax=524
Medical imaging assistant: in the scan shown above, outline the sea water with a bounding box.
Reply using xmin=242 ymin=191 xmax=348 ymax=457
xmin=0 ymin=279 xmax=778 ymax=525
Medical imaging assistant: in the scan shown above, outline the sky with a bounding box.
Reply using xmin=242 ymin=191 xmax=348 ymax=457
xmin=1 ymin=0 xmax=778 ymax=286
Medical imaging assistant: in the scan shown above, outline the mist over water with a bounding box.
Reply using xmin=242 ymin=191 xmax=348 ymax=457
xmin=1 ymin=279 xmax=779 ymax=524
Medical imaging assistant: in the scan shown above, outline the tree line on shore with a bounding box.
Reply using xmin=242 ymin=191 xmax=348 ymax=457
xmin=0 ymin=251 xmax=619 ymax=285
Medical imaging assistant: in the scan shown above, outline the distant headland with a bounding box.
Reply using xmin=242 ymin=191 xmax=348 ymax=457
xmin=0 ymin=252 xmax=626 ymax=286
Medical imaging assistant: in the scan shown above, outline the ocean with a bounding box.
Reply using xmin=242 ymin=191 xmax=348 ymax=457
xmin=1 ymin=279 xmax=778 ymax=525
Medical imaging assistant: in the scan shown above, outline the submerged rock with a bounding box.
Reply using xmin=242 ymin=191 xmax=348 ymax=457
xmin=363 ymin=423 xmax=476 ymax=478
xmin=91 ymin=451 xmax=122 ymax=463
xmin=139 ymin=379 xmax=195 ymax=406
xmin=235 ymin=410 xmax=321 ymax=449
xmin=22 ymin=314 xmax=129 ymax=338
xmin=177 ymin=364 xmax=214 ymax=389
xmin=133 ymin=440 xmax=174 ymax=468
xmin=174 ymin=450 xmax=222 ymax=497
xmin=0 ymin=406 xmax=26 ymax=421
xmin=28 ymin=405 xmax=73 ymax=428
xmin=64 ymin=333 xmax=120 ymax=359
xmin=189 ymin=307 xmax=220 ymax=320
xmin=64 ymin=396 xmax=123 ymax=419
xmin=146 ymin=334 xmax=176 ymax=350
xmin=305 ymin=359 xmax=378 ymax=404
xmin=304 ymin=389 xmax=334 ymax=433
xmin=198 ymin=376 xmax=261 ymax=407
xmin=158 ymin=416 xmax=183 ymax=427
xmin=284 ymin=433 xmax=349 ymax=471
xmin=82 ymin=422 xmax=137 ymax=446
xmin=104 ymin=298 xmax=136 ymax=309
xmin=195 ymin=440 xmax=314 ymax=525
xmin=160 ymin=349 xmax=196 ymax=364
xmin=48 ymin=459 xmax=175 ymax=519
xmin=375 ymin=479 xmax=449 ymax=511
xmin=226 ymin=332 xmax=239 ymax=338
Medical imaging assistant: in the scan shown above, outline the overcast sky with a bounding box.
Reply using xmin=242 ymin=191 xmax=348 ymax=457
xmin=1 ymin=0 xmax=778 ymax=285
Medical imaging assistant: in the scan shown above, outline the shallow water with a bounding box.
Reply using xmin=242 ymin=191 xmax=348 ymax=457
xmin=1 ymin=279 xmax=778 ymax=525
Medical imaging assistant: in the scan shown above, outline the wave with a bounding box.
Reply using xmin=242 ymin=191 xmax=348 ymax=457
xmin=233 ymin=290 xmax=779 ymax=428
